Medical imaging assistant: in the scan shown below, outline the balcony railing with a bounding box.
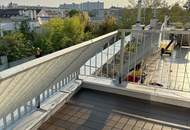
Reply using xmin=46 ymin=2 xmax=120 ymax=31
xmin=80 ymin=29 xmax=190 ymax=92
xmin=0 ymin=31 xmax=118 ymax=129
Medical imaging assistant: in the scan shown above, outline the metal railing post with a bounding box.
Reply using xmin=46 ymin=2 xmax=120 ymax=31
xmin=29 ymin=100 xmax=33 ymax=111
xmin=36 ymin=95 xmax=40 ymax=109
xmin=3 ymin=116 xmax=7 ymax=130
xmin=76 ymin=71 xmax=80 ymax=79
xmin=119 ymin=30 xmax=125 ymax=84
xmin=90 ymin=58 xmax=92 ymax=75
xmin=18 ymin=107 xmax=21 ymax=119
xmin=107 ymin=42 xmax=110 ymax=78
xmin=101 ymin=47 xmax=103 ymax=77
xmin=95 ymin=52 xmax=98 ymax=77
xmin=113 ymin=36 xmax=116 ymax=79
xmin=24 ymin=104 xmax=27 ymax=114
xmin=11 ymin=112 xmax=14 ymax=124
xmin=84 ymin=63 xmax=87 ymax=76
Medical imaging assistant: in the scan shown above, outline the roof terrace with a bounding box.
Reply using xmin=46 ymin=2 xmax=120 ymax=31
xmin=0 ymin=20 xmax=190 ymax=130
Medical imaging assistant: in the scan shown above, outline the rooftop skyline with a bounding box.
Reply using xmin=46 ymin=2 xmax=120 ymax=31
xmin=0 ymin=0 xmax=187 ymax=8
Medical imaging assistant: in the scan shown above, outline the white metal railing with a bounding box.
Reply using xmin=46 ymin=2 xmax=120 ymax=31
xmin=80 ymin=33 xmax=131 ymax=78
xmin=81 ymin=29 xmax=190 ymax=92
xmin=0 ymin=31 xmax=118 ymax=129
xmin=158 ymin=17 xmax=168 ymax=47
xmin=80 ymin=29 xmax=158 ymax=80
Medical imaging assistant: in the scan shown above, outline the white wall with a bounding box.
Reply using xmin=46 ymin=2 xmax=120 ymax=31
xmin=0 ymin=23 xmax=15 ymax=31
xmin=0 ymin=21 xmax=40 ymax=31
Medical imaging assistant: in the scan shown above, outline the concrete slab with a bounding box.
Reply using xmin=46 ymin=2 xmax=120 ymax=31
xmin=80 ymin=76 xmax=190 ymax=108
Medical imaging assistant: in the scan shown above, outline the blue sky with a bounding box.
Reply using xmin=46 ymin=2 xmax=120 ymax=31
xmin=0 ymin=0 xmax=186 ymax=8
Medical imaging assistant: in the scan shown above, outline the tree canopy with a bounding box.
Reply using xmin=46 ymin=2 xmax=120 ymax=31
xmin=0 ymin=32 xmax=33 ymax=61
xmin=68 ymin=10 xmax=80 ymax=17
xmin=119 ymin=1 xmax=189 ymax=28
xmin=97 ymin=16 xmax=117 ymax=35
xmin=170 ymin=3 xmax=190 ymax=24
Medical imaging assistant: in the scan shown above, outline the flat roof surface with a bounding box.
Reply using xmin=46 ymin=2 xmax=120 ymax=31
xmin=38 ymin=88 xmax=190 ymax=130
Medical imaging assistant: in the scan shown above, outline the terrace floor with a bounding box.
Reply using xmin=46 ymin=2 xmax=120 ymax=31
xmin=38 ymin=88 xmax=190 ymax=130
xmin=144 ymin=47 xmax=190 ymax=92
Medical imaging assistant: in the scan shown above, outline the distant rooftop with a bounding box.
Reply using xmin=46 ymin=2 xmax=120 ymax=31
xmin=59 ymin=1 xmax=104 ymax=11
xmin=0 ymin=2 xmax=58 ymax=10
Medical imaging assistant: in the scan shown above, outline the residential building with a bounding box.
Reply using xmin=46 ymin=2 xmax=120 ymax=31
xmin=60 ymin=1 xmax=104 ymax=11
xmin=37 ymin=9 xmax=63 ymax=24
xmin=0 ymin=8 xmax=42 ymax=32
xmin=89 ymin=7 xmax=124 ymax=23
xmin=0 ymin=9 xmax=41 ymax=21
xmin=89 ymin=9 xmax=105 ymax=22
xmin=81 ymin=1 xmax=104 ymax=11
xmin=60 ymin=3 xmax=80 ymax=10
xmin=105 ymin=7 xmax=124 ymax=21
xmin=60 ymin=1 xmax=104 ymax=22
xmin=7 ymin=2 xmax=18 ymax=9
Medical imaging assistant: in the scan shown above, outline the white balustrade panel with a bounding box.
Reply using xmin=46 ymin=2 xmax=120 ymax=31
xmin=0 ymin=31 xmax=118 ymax=117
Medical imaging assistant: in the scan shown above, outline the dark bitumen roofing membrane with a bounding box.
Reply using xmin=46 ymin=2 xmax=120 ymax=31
xmin=39 ymin=88 xmax=190 ymax=130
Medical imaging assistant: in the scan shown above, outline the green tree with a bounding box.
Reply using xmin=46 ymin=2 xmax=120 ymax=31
xmin=0 ymin=32 xmax=33 ymax=62
xmin=44 ymin=18 xmax=64 ymax=32
xmin=32 ymin=32 xmax=54 ymax=55
xmin=19 ymin=20 xmax=34 ymax=42
xmin=0 ymin=41 xmax=8 ymax=56
xmin=98 ymin=16 xmax=117 ymax=35
xmin=62 ymin=16 xmax=85 ymax=47
xmin=119 ymin=8 xmax=137 ymax=29
xmin=42 ymin=18 xmax=65 ymax=51
xmin=170 ymin=3 xmax=189 ymax=24
xmin=142 ymin=8 xmax=153 ymax=25
xmin=68 ymin=10 xmax=80 ymax=17
xmin=157 ymin=7 xmax=170 ymax=22
xmin=36 ymin=15 xmax=86 ymax=52
xmin=79 ymin=12 xmax=89 ymax=27
xmin=20 ymin=20 xmax=30 ymax=34
xmin=84 ymin=22 xmax=96 ymax=39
